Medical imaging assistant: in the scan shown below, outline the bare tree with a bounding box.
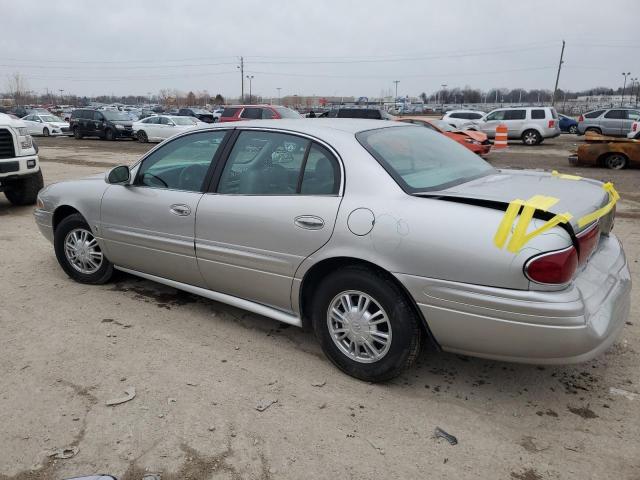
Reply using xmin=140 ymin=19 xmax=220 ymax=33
xmin=6 ymin=72 xmax=29 ymax=106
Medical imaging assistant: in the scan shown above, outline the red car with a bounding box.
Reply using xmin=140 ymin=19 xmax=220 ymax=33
xmin=397 ymin=116 xmax=491 ymax=156
xmin=218 ymin=104 xmax=302 ymax=122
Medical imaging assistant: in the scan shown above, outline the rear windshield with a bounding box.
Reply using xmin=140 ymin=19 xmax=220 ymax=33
xmin=356 ymin=126 xmax=494 ymax=193
xmin=274 ymin=107 xmax=302 ymax=119
xmin=222 ymin=107 xmax=240 ymax=117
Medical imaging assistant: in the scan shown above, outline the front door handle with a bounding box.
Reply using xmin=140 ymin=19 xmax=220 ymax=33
xmin=294 ymin=215 xmax=324 ymax=230
xmin=170 ymin=204 xmax=191 ymax=216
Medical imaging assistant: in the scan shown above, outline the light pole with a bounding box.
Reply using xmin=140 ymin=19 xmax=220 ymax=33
xmin=621 ymin=72 xmax=631 ymax=106
xmin=246 ymin=75 xmax=254 ymax=104
xmin=276 ymin=87 xmax=282 ymax=105
xmin=441 ymin=83 xmax=447 ymax=112
xmin=633 ymin=78 xmax=639 ymax=107
xmin=393 ymin=80 xmax=400 ymax=101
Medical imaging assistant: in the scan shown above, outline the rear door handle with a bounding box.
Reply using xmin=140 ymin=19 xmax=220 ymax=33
xmin=294 ymin=215 xmax=324 ymax=230
xmin=170 ymin=204 xmax=191 ymax=216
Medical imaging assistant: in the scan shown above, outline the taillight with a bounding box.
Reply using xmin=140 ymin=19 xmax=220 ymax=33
xmin=633 ymin=123 xmax=638 ymax=132
xmin=548 ymin=120 xmax=555 ymax=128
xmin=576 ymin=222 xmax=600 ymax=267
xmin=578 ymin=115 xmax=584 ymax=122
xmin=525 ymin=246 xmax=578 ymax=285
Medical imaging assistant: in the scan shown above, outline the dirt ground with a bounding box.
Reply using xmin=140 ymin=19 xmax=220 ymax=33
xmin=1 ymin=134 xmax=639 ymax=479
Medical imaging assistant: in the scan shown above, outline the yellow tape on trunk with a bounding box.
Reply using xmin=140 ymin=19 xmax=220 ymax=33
xmin=494 ymin=195 xmax=573 ymax=253
xmin=552 ymin=170 xmax=582 ymax=180
xmin=577 ymin=182 xmax=620 ymax=228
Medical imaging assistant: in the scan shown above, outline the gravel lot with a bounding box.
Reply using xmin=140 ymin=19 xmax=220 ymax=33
xmin=1 ymin=133 xmax=639 ymax=479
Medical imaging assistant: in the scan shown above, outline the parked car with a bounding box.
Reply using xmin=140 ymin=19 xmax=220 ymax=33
xmin=558 ymin=114 xmax=579 ymax=134
xmin=133 ymin=115 xmax=200 ymax=143
xmin=177 ymin=108 xmax=216 ymax=123
xmin=441 ymin=110 xmax=486 ymax=129
xmin=467 ymin=107 xmax=560 ymax=145
xmin=70 ymin=109 xmax=135 ymax=140
xmin=628 ymin=121 xmax=640 ymax=139
xmin=577 ymin=108 xmax=640 ymax=136
xmin=326 ymin=107 xmax=394 ymax=120
xmin=21 ymin=113 xmax=70 ymax=136
xmin=570 ymin=135 xmax=640 ymax=169
xmin=218 ymin=105 xmax=303 ymax=122
xmin=34 ymin=120 xmax=630 ymax=381
xmin=0 ymin=113 xmax=43 ymax=205
xmin=397 ymin=116 xmax=491 ymax=156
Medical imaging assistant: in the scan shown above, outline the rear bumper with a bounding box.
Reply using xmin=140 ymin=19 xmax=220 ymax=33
xmin=396 ymin=234 xmax=631 ymax=364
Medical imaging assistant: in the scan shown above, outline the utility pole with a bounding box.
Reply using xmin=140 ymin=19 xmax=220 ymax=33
xmin=621 ymin=72 xmax=631 ymax=106
xmin=246 ymin=75 xmax=254 ymax=104
xmin=393 ymin=80 xmax=400 ymax=101
xmin=238 ymin=56 xmax=244 ymax=103
xmin=441 ymin=83 xmax=447 ymax=113
xmin=551 ymin=40 xmax=565 ymax=106
xmin=277 ymin=87 xmax=282 ymax=105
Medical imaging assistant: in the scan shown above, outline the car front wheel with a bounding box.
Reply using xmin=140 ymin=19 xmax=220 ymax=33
xmin=54 ymin=213 xmax=114 ymax=284
xmin=568 ymin=125 xmax=578 ymax=134
xmin=312 ymin=266 xmax=422 ymax=382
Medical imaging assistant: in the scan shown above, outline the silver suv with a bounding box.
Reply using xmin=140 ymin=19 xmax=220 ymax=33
xmin=467 ymin=106 xmax=561 ymax=145
xmin=578 ymin=108 xmax=640 ymax=136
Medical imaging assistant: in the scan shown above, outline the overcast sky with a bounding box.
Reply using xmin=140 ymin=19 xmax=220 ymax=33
xmin=1 ymin=0 xmax=638 ymax=99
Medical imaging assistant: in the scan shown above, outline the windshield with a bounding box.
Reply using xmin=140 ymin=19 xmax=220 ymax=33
xmin=172 ymin=117 xmax=196 ymax=125
xmin=102 ymin=111 xmax=130 ymax=121
xmin=40 ymin=115 xmax=60 ymax=123
xmin=356 ymin=125 xmax=494 ymax=192
xmin=274 ymin=107 xmax=302 ymax=119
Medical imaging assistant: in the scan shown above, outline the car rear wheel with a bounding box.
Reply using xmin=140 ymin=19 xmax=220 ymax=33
xmin=604 ymin=153 xmax=628 ymax=170
xmin=104 ymin=129 xmax=115 ymax=141
xmin=312 ymin=266 xmax=422 ymax=382
xmin=4 ymin=170 xmax=44 ymax=206
xmin=522 ymin=129 xmax=542 ymax=145
xmin=42 ymin=127 xmax=50 ymax=137
xmin=73 ymin=127 xmax=83 ymax=139
xmin=54 ymin=213 xmax=114 ymax=284
xmin=568 ymin=125 xmax=578 ymax=134
xmin=137 ymin=130 xmax=148 ymax=143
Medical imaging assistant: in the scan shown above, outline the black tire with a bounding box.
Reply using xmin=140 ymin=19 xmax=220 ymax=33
xmin=585 ymin=127 xmax=602 ymax=135
xmin=603 ymin=153 xmax=628 ymax=170
xmin=568 ymin=125 xmax=578 ymax=134
xmin=73 ymin=127 xmax=83 ymax=139
xmin=54 ymin=213 xmax=114 ymax=284
xmin=521 ymin=129 xmax=542 ymax=145
xmin=312 ymin=266 xmax=422 ymax=382
xmin=4 ymin=170 xmax=44 ymax=206
xmin=42 ymin=127 xmax=50 ymax=137
xmin=104 ymin=129 xmax=115 ymax=141
xmin=137 ymin=130 xmax=148 ymax=143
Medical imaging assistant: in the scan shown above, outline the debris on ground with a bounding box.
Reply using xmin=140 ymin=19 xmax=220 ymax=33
xmin=609 ymin=387 xmax=638 ymax=400
xmin=186 ymin=381 xmax=199 ymax=387
xmin=105 ymin=387 xmax=136 ymax=406
xmin=167 ymin=397 xmax=176 ymax=404
xmin=256 ymin=398 xmax=278 ymax=412
xmin=311 ymin=380 xmax=326 ymax=387
xmin=48 ymin=446 xmax=79 ymax=459
xmin=519 ymin=435 xmax=550 ymax=453
xmin=366 ymin=439 xmax=385 ymax=455
xmin=434 ymin=427 xmax=458 ymax=445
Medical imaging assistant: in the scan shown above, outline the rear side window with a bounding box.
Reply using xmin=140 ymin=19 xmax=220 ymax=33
xmin=504 ymin=110 xmax=526 ymax=120
xmin=221 ymin=107 xmax=240 ymax=118
xmin=300 ymin=144 xmax=339 ymax=195
xmin=584 ymin=110 xmax=605 ymax=119
xmin=531 ymin=109 xmax=546 ymax=119
xmin=262 ymin=109 xmax=275 ymax=119
xmin=604 ymin=110 xmax=626 ymax=119
xmin=241 ymin=108 xmax=263 ymax=120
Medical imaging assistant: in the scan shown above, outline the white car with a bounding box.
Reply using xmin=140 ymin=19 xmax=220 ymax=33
xmin=21 ymin=113 xmax=70 ymax=136
xmin=441 ymin=110 xmax=486 ymax=129
xmin=132 ymin=115 xmax=200 ymax=143
xmin=628 ymin=121 xmax=639 ymax=139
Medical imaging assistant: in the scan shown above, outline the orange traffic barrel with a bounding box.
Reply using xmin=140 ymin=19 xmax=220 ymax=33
xmin=494 ymin=124 xmax=508 ymax=150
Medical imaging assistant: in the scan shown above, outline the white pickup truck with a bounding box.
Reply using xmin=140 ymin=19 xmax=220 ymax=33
xmin=0 ymin=112 xmax=43 ymax=205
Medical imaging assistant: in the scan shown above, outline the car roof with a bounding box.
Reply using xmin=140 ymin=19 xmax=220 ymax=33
xmin=201 ymin=118 xmax=408 ymax=136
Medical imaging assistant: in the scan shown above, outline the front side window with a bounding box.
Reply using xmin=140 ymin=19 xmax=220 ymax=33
xmin=142 ymin=117 xmax=158 ymax=124
xmin=627 ymin=110 xmax=640 ymax=120
xmin=262 ymin=109 xmax=275 ymax=119
xmin=357 ymin=125 xmax=494 ymax=193
xmin=485 ymin=110 xmax=505 ymax=121
xmin=135 ymin=131 xmax=227 ymax=192
xmin=93 ymin=111 xmax=104 ymax=121
xmin=217 ymin=131 xmax=309 ymax=195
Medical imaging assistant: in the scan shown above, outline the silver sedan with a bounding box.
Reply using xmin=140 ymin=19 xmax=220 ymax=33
xmin=34 ymin=120 xmax=631 ymax=381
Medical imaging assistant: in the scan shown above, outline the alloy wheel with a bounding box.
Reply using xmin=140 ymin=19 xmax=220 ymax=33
xmin=523 ymin=131 xmax=539 ymax=145
xmin=606 ymin=154 xmax=627 ymax=170
xmin=326 ymin=290 xmax=392 ymax=363
xmin=64 ymin=228 xmax=103 ymax=274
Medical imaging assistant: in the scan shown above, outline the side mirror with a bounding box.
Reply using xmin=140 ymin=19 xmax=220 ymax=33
xmin=106 ymin=165 xmax=130 ymax=185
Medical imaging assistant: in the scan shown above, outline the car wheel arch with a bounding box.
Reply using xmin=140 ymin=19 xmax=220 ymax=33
xmin=53 ymin=205 xmax=82 ymax=232
xmin=297 ymin=256 xmax=438 ymax=348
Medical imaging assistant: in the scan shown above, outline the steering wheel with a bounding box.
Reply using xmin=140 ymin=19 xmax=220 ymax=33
xmin=178 ymin=164 xmax=206 ymax=190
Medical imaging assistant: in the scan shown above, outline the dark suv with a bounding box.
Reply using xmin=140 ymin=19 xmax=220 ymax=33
xmin=178 ymin=108 xmax=215 ymax=123
xmin=70 ymin=109 xmax=134 ymax=140
xmin=324 ymin=108 xmax=393 ymax=119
